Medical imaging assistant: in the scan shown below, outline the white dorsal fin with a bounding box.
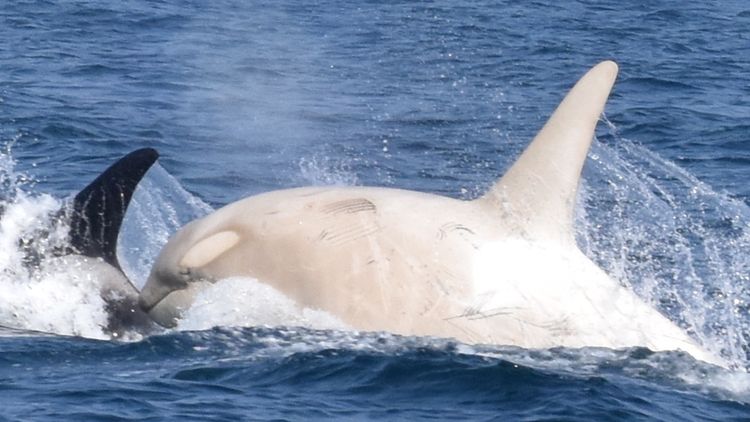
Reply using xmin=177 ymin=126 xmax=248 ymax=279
xmin=476 ymin=61 xmax=618 ymax=245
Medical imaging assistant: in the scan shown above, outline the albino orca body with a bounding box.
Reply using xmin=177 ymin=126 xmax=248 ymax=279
xmin=136 ymin=62 xmax=722 ymax=365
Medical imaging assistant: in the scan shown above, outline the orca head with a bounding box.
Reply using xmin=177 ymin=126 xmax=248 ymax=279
xmin=137 ymin=218 xmax=239 ymax=328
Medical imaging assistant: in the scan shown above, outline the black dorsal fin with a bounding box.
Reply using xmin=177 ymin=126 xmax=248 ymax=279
xmin=68 ymin=148 xmax=159 ymax=272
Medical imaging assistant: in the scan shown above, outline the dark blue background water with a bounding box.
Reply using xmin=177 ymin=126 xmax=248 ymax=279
xmin=2 ymin=0 xmax=750 ymax=420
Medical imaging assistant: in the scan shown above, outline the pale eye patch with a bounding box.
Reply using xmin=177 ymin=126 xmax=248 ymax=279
xmin=180 ymin=230 xmax=240 ymax=268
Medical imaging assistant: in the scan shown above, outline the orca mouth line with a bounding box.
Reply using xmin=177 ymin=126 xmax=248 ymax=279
xmin=138 ymin=274 xmax=197 ymax=313
xmin=137 ymin=280 xmax=200 ymax=328
xmin=138 ymin=287 xmax=169 ymax=314
xmin=138 ymin=297 xmax=157 ymax=313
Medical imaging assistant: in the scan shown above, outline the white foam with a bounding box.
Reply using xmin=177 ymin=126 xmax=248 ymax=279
xmin=177 ymin=277 xmax=349 ymax=332
xmin=0 ymin=191 xmax=110 ymax=339
xmin=0 ymin=154 xmax=212 ymax=340
xmin=0 ymin=262 xmax=110 ymax=339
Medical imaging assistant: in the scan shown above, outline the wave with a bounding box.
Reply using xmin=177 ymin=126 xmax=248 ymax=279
xmin=2 ymin=326 xmax=749 ymax=419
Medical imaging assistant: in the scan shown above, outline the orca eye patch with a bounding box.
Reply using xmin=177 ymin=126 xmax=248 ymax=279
xmin=180 ymin=230 xmax=240 ymax=268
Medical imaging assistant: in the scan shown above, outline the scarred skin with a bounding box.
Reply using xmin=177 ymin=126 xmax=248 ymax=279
xmin=138 ymin=62 xmax=725 ymax=367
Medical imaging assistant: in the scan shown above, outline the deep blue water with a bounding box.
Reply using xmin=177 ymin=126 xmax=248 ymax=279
xmin=3 ymin=327 xmax=750 ymax=421
xmin=2 ymin=0 xmax=750 ymax=420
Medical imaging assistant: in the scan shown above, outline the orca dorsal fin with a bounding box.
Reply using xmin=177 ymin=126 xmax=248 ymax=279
xmin=476 ymin=61 xmax=618 ymax=245
xmin=68 ymin=148 xmax=159 ymax=272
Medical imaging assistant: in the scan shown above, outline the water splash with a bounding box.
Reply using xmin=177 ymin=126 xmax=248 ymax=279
xmin=146 ymin=326 xmax=750 ymax=403
xmin=118 ymin=164 xmax=213 ymax=289
xmin=0 ymin=149 xmax=209 ymax=339
xmin=0 ymin=150 xmax=110 ymax=338
xmin=577 ymin=120 xmax=750 ymax=370
xmin=177 ymin=277 xmax=349 ymax=332
xmin=296 ymin=154 xmax=360 ymax=186
xmin=1 ymin=122 xmax=749 ymax=374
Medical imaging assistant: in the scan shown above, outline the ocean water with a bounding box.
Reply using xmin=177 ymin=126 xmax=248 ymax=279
xmin=1 ymin=0 xmax=750 ymax=420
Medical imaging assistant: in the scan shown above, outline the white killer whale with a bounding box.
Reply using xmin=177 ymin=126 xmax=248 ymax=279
xmin=133 ymin=61 xmax=722 ymax=365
